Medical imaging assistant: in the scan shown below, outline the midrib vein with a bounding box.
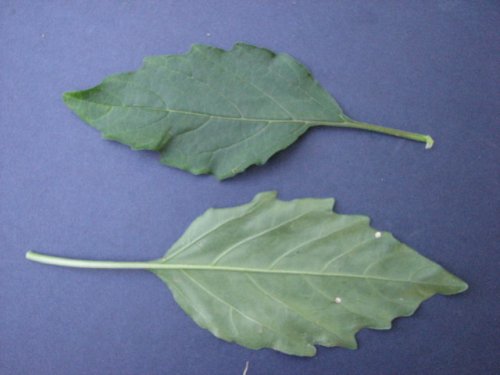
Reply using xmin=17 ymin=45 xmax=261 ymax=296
xmin=67 ymin=96 xmax=347 ymax=126
xmin=152 ymin=264 xmax=440 ymax=286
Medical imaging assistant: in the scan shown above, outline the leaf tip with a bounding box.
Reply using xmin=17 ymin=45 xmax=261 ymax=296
xmin=62 ymin=91 xmax=82 ymax=109
xmin=62 ymin=91 xmax=74 ymax=103
xmin=438 ymin=274 xmax=469 ymax=295
xmin=461 ymin=283 xmax=469 ymax=293
xmin=456 ymin=279 xmax=469 ymax=293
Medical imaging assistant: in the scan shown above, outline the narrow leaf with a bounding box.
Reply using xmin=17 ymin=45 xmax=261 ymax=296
xmin=26 ymin=192 xmax=467 ymax=356
xmin=64 ymin=43 xmax=434 ymax=179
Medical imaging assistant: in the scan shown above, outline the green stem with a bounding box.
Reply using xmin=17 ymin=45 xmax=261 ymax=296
xmin=311 ymin=117 xmax=434 ymax=149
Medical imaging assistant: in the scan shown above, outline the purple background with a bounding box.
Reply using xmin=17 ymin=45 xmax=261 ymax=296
xmin=1 ymin=1 xmax=499 ymax=374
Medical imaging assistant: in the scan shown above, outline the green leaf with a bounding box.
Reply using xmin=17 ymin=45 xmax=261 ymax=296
xmin=63 ymin=43 xmax=433 ymax=179
xmin=26 ymin=192 xmax=467 ymax=356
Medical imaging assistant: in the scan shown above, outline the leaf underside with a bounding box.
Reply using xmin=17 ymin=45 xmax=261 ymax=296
xmin=63 ymin=43 xmax=347 ymax=179
xmin=152 ymin=192 xmax=467 ymax=356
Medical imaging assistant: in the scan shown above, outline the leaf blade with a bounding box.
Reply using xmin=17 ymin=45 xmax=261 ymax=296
xmin=152 ymin=192 xmax=467 ymax=356
xmin=65 ymin=43 xmax=432 ymax=179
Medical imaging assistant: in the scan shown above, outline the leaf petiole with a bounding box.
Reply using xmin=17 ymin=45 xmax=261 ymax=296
xmin=26 ymin=251 xmax=153 ymax=270
xmin=314 ymin=117 xmax=434 ymax=149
